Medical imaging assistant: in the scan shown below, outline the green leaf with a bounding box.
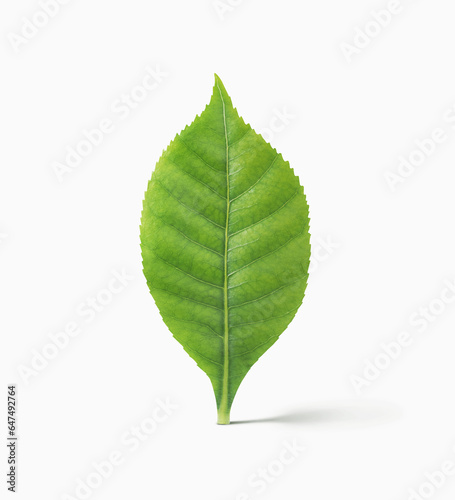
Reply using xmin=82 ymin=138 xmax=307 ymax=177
xmin=140 ymin=75 xmax=310 ymax=424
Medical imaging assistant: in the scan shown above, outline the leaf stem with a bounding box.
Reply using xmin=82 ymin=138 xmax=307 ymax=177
xmin=217 ymin=406 xmax=230 ymax=425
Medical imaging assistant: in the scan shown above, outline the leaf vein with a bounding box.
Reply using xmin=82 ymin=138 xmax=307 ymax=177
xmin=149 ymin=286 xmax=223 ymax=311
xmin=228 ymin=230 xmax=306 ymax=277
xmin=229 ymin=189 xmax=299 ymax=237
xmin=177 ymin=135 xmax=224 ymax=174
xmin=231 ymin=306 xmax=300 ymax=328
xmin=230 ymin=153 xmax=279 ymax=202
xmin=145 ymin=206 xmax=224 ymax=258
xmin=229 ymin=275 xmax=307 ymax=309
xmin=164 ymin=314 xmax=223 ymax=339
xmin=184 ymin=345 xmax=223 ymax=367
xmin=217 ymin=79 xmax=231 ymax=417
xmin=231 ymin=334 xmax=279 ymax=359
xmin=229 ymin=128 xmax=252 ymax=147
xmin=164 ymin=156 xmax=226 ymax=200
xmin=229 ymin=147 xmax=254 ymax=163
xmin=228 ymin=238 xmax=260 ymax=252
xmin=150 ymin=251 xmax=223 ymax=289
xmin=155 ymin=179 xmax=225 ymax=230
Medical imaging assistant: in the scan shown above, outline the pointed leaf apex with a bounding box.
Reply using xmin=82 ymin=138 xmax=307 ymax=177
xmin=213 ymin=74 xmax=226 ymax=93
xmin=212 ymin=74 xmax=231 ymax=108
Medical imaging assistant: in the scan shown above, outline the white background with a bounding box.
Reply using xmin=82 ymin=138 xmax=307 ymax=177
xmin=2 ymin=0 xmax=455 ymax=499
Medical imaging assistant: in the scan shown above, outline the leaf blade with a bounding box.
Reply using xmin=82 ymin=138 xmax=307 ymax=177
xmin=141 ymin=75 xmax=310 ymax=424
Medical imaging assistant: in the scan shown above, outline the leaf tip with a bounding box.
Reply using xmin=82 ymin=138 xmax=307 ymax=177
xmin=213 ymin=74 xmax=229 ymax=99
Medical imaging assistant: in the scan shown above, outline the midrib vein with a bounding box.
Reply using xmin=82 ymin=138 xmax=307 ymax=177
xmin=218 ymin=83 xmax=230 ymax=416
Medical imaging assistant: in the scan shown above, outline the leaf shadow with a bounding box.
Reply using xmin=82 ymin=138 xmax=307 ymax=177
xmin=232 ymin=400 xmax=402 ymax=428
